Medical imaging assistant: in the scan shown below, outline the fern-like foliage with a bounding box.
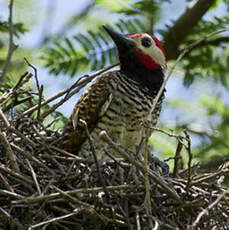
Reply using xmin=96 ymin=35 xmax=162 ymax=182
xmin=42 ymin=17 xmax=148 ymax=77
xmin=182 ymin=16 xmax=229 ymax=87
xmin=0 ymin=21 xmax=27 ymax=38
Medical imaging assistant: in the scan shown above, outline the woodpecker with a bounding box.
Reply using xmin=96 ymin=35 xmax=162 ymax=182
xmin=63 ymin=26 xmax=167 ymax=159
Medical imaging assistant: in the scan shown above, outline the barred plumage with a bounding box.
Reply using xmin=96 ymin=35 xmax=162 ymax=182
xmin=62 ymin=26 xmax=167 ymax=159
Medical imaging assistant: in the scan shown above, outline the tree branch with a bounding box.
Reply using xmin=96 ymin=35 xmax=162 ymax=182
xmin=0 ymin=0 xmax=18 ymax=80
xmin=164 ymin=0 xmax=217 ymax=60
xmin=191 ymin=189 xmax=229 ymax=229
xmin=189 ymin=36 xmax=229 ymax=50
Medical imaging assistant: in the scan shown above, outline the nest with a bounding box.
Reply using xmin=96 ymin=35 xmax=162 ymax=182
xmin=0 ymin=71 xmax=229 ymax=230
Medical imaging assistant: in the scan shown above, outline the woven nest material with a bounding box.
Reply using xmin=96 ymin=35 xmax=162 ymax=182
xmin=0 ymin=71 xmax=229 ymax=230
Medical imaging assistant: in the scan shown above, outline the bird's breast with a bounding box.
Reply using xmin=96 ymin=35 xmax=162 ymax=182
xmin=79 ymin=72 xmax=163 ymax=159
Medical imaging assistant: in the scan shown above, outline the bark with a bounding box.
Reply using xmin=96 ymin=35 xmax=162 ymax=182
xmin=164 ymin=0 xmax=217 ymax=60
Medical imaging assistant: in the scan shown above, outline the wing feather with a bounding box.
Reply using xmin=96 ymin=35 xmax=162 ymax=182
xmin=63 ymin=73 xmax=115 ymax=154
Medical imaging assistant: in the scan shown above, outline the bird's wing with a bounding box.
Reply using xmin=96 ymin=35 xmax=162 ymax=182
xmin=63 ymin=73 xmax=115 ymax=154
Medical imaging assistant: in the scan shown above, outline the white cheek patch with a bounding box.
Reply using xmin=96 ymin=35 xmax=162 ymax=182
xmin=132 ymin=35 xmax=167 ymax=70
xmin=150 ymin=46 xmax=167 ymax=70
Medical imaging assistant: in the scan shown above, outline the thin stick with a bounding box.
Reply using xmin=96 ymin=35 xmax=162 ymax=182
xmin=20 ymin=184 xmax=141 ymax=204
xmin=26 ymin=159 xmax=41 ymax=195
xmin=100 ymin=130 xmax=182 ymax=203
xmin=24 ymin=58 xmax=43 ymax=119
xmin=190 ymin=169 xmax=229 ymax=187
xmin=173 ymin=142 xmax=183 ymax=178
xmin=143 ymin=125 xmax=153 ymax=228
xmin=150 ymin=30 xmax=226 ymax=117
xmin=37 ymin=85 xmax=43 ymax=119
xmin=0 ymin=109 xmax=10 ymax=126
xmin=0 ymin=173 xmax=14 ymax=192
xmin=51 ymin=185 xmax=92 ymax=208
xmin=28 ymin=212 xmax=77 ymax=230
xmin=184 ymin=131 xmax=193 ymax=191
xmin=12 ymin=72 xmax=33 ymax=90
xmin=22 ymin=62 xmax=118 ymax=117
xmin=24 ymin=58 xmax=40 ymax=92
xmin=191 ymin=189 xmax=229 ymax=229
xmin=0 ymin=189 xmax=24 ymax=199
xmin=80 ymin=119 xmax=110 ymax=200
xmin=0 ymin=109 xmax=37 ymax=147
xmin=0 ymin=72 xmax=32 ymax=108
xmin=0 ymin=163 xmax=34 ymax=185
xmin=0 ymin=0 xmax=18 ymax=80
xmin=0 ymin=132 xmax=20 ymax=172
xmin=0 ymin=207 xmax=24 ymax=230
xmin=152 ymin=127 xmax=187 ymax=142
xmin=10 ymin=143 xmax=55 ymax=175
xmin=135 ymin=211 xmax=141 ymax=230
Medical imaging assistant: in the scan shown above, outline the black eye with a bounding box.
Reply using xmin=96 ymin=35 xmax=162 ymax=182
xmin=141 ymin=37 xmax=152 ymax=47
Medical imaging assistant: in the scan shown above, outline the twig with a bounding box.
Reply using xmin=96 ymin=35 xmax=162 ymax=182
xmin=26 ymin=159 xmax=41 ymax=195
xmin=0 ymin=72 xmax=32 ymax=109
xmin=152 ymin=127 xmax=186 ymax=142
xmin=10 ymin=143 xmax=55 ymax=175
xmin=135 ymin=211 xmax=141 ymax=230
xmin=189 ymin=168 xmax=229 ymax=187
xmin=173 ymin=142 xmax=183 ymax=178
xmin=0 ymin=163 xmax=34 ymax=185
xmin=150 ymin=30 xmax=226 ymax=119
xmin=24 ymin=58 xmax=43 ymax=119
xmin=24 ymin=58 xmax=40 ymax=92
xmin=51 ymin=185 xmax=94 ymax=210
xmin=0 ymin=29 xmax=228 ymax=229
xmin=20 ymin=184 xmax=142 ymax=204
xmin=143 ymin=124 xmax=153 ymax=228
xmin=190 ymin=189 xmax=229 ymax=229
xmin=152 ymin=127 xmax=194 ymax=183
xmin=0 ymin=189 xmax=24 ymax=199
xmin=184 ymin=131 xmax=193 ymax=191
xmin=41 ymin=177 xmax=55 ymax=196
xmin=0 ymin=173 xmax=14 ymax=192
xmin=12 ymin=72 xmax=33 ymax=90
xmin=0 ymin=108 xmax=37 ymax=147
xmin=28 ymin=212 xmax=77 ymax=230
xmin=0 ymin=0 xmax=18 ymax=80
xmin=164 ymin=0 xmax=223 ymax=60
xmin=41 ymin=153 xmax=66 ymax=175
xmin=22 ymin=62 xmax=118 ymax=117
xmin=0 ymin=109 xmax=10 ymax=126
xmin=49 ymin=145 xmax=90 ymax=163
xmin=30 ymin=185 xmax=127 ymax=228
xmin=0 ymin=207 xmax=24 ymax=230
xmin=100 ymin=130 xmax=182 ymax=203
xmin=3 ymin=96 xmax=33 ymax=113
xmin=80 ymin=119 xmax=110 ymax=200
xmin=0 ymin=132 xmax=20 ymax=172
xmin=37 ymin=85 xmax=43 ymax=119
xmin=9 ymin=126 xmax=37 ymax=147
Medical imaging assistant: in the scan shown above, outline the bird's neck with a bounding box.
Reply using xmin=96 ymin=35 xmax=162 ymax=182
xmin=120 ymin=59 xmax=164 ymax=95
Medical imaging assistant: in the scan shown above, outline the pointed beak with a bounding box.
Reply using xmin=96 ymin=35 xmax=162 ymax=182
xmin=103 ymin=26 xmax=135 ymax=49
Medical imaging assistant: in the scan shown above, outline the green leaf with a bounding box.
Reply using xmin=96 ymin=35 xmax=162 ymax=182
xmin=0 ymin=21 xmax=27 ymax=38
xmin=210 ymin=0 xmax=221 ymax=10
xmin=95 ymin=0 xmax=132 ymax=12
xmin=42 ymin=17 xmax=146 ymax=77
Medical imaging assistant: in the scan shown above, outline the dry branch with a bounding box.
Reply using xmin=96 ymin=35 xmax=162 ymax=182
xmin=0 ymin=31 xmax=229 ymax=229
xmin=0 ymin=0 xmax=18 ymax=80
xmin=164 ymin=0 xmax=217 ymax=60
xmin=0 ymin=70 xmax=228 ymax=229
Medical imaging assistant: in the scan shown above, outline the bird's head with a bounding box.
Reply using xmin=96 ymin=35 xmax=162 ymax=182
xmin=103 ymin=26 xmax=167 ymax=73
